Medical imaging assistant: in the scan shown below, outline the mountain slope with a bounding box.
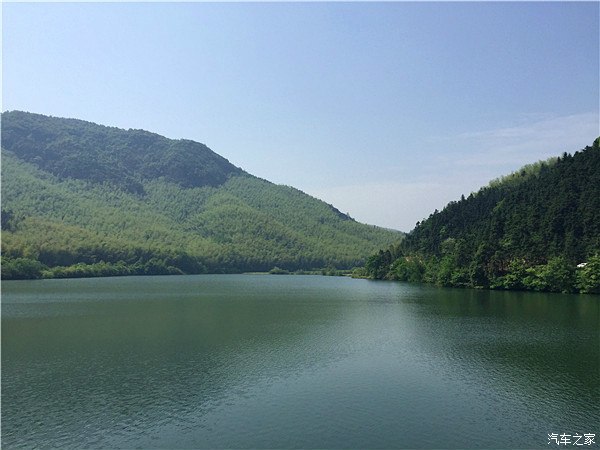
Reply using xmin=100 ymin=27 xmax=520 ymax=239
xmin=364 ymin=138 xmax=600 ymax=294
xmin=1 ymin=111 xmax=400 ymax=279
xmin=1 ymin=110 xmax=242 ymax=193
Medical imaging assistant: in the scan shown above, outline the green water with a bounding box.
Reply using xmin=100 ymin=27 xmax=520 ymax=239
xmin=2 ymin=275 xmax=598 ymax=448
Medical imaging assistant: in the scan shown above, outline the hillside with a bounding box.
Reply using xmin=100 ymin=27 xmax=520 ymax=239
xmin=364 ymin=138 xmax=600 ymax=294
xmin=1 ymin=111 xmax=400 ymax=279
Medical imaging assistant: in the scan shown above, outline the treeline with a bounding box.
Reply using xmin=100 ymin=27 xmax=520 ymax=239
xmin=1 ymin=112 xmax=399 ymax=280
xmin=1 ymin=258 xmax=189 ymax=280
xmin=363 ymin=138 xmax=600 ymax=294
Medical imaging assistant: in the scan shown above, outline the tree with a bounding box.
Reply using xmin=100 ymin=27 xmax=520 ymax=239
xmin=1 ymin=257 xmax=46 ymax=280
xmin=364 ymin=137 xmax=600 ymax=293
xmin=576 ymin=255 xmax=600 ymax=294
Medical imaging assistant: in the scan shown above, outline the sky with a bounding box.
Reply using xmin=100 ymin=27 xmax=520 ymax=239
xmin=2 ymin=2 xmax=599 ymax=232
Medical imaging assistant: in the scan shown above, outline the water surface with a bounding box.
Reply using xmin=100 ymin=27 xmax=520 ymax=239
xmin=2 ymin=275 xmax=598 ymax=448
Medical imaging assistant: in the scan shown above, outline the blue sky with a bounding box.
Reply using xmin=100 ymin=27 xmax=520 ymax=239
xmin=3 ymin=2 xmax=599 ymax=231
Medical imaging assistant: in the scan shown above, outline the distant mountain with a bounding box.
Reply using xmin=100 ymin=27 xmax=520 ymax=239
xmin=363 ymin=138 xmax=600 ymax=294
xmin=1 ymin=111 xmax=400 ymax=279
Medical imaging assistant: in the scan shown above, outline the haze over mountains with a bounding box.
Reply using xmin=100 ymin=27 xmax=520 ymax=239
xmin=1 ymin=111 xmax=400 ymax=279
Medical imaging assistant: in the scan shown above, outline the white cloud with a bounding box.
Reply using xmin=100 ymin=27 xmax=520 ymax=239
xmin=446 ymin=112 xmax=599 ymax=169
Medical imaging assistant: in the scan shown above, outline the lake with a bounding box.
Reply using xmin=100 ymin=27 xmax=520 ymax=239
xmin=2 ymin=275 xmax=598 ymax=448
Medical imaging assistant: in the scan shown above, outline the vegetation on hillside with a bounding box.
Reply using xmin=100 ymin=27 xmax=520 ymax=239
xmin=1 ymin=111 xmax=400 ymax=279
xmin=362 ymin=138 xmax=600 ymax=294
xmin=1 ymin=110 xmax=242 ymax=192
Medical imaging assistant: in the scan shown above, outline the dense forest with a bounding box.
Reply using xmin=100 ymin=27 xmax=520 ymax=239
xmin=1 ymin=111 xmax=400 ymax=279
xmin=363 ymin=138 xmax=600 ymax=294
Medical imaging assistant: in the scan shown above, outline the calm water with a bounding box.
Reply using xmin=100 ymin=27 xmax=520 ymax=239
xmin=2 ymin=275 xmax=599 ymax=449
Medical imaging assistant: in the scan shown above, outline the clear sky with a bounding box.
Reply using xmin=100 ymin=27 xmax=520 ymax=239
xmin=3 ymin=2 xmax=599 ymax=231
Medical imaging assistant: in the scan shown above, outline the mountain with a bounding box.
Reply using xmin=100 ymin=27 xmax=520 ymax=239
xmin=363 ymin=138 xmax=600 ymax=294
xmin=1 ymin=111 xmax=400 ymax=279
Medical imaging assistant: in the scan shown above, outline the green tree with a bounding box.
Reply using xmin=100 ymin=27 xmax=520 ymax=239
xmin=576 ymin=255 xmax=600 ymax=294
xmin=364 ymin=137 xmax=600 ymax=294
xmin=1 ymin=257 xmax=46 ymax=280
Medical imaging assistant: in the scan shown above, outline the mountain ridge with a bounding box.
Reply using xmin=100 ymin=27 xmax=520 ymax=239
xmin=1 ymin=111 xmax=400 ymax=279
xmin=363 ymin=138 xmax=600 ymax=293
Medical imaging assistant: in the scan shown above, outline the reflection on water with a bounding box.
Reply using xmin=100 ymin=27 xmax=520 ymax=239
xmin=2 ymin=275 xmax=599 ymax=448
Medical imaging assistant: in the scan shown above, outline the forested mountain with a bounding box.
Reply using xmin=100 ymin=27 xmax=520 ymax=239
xmin=1 ymin=111 xmax=400 ymax=279
xmin=364 ymin=138 xmax=600 ymax=294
